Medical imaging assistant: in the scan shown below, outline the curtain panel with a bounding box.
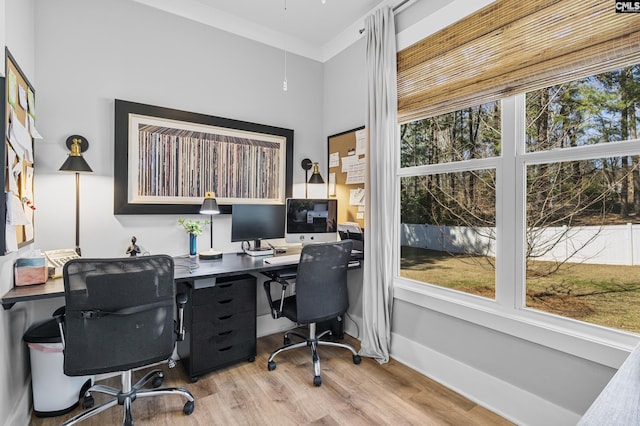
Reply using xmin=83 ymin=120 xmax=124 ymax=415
xmin=360 ymin=6 xmax=399 ymax=363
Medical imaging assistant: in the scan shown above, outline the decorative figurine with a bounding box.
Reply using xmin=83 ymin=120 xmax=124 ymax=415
xmin=126 ymin=236 xmax=141 ymax=257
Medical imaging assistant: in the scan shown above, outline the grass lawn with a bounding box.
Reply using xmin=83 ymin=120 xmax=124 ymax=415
xmin=400 ymin=246 xmax=640 ymax=334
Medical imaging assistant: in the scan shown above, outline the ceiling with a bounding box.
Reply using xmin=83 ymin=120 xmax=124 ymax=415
xmin=132 ymin=0 xmax=405 ymax=62
xmin=193 ymin=0 xmax=385 ymax=46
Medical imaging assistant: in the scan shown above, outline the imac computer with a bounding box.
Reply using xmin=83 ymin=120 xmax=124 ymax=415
xmin=231 ymin=204 xmax=286 ymax=256
xmin=285 ymin=198 xmax=338 ymax=244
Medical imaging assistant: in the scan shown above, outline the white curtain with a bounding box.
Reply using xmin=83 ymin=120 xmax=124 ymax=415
xmin=359 ymin=6 xmax=398 ymax=363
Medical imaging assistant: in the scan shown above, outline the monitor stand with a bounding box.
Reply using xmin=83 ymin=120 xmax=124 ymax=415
xmin=245 ymin=240 xmax=274 ymax=257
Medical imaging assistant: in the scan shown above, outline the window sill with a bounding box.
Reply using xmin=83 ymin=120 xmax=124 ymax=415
xmin=393 ymin=278 xmax=639 ymax=368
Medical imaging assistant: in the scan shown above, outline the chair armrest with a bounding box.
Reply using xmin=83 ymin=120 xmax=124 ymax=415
xmin=263 ymin=279 xmax=289 ymax=319
xmin=52 ymin=305 xmax=65 ymax=318
xmin=52 ymin=305 xmax=66 ymax=348
xmin=176 ymin=293 xmax=188 ymax=341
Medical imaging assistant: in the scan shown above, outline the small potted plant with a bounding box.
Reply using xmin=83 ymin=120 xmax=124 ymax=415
xmin=178 ymin=219 xmax=209 ymax=256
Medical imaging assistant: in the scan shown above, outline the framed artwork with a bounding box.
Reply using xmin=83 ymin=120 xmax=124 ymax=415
xmin=114 ymin=100 xmax=293 ymax=214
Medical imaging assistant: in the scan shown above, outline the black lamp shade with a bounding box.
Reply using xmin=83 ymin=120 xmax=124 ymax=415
xmin=308 ymin=162 xmax=324 ymax=184
xmin=59 ymin=155 xmax=93 ymax=172
xmin=200 ymin=192 xmax=220 ymax=215
xmin=308 ymin=173 xmax=324 ymax=184
xmin=59 ymin=135 xmax=93 ymax=172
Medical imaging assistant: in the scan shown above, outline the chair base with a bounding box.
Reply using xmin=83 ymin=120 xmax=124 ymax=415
xmin=62 ymin=368 xmax=195 ymax=426
xmin=267 ymin=322 xmax=361 ymax=387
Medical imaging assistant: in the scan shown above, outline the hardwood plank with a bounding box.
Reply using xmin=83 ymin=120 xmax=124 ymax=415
xmin=29 ymin=333 xmax=513 ymax=426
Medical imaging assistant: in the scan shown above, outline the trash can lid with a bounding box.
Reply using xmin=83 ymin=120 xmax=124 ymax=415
xmin=23 ymin=318 xmax=62 ymax=344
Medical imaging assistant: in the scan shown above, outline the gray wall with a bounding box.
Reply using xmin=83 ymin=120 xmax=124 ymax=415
xmin=323 ymin=38 xmax=366 ymax=137
xmin=31 ymin=0 xmax=326 ymax=324
xmin=33 ymin=0 xmax=324 ymax=260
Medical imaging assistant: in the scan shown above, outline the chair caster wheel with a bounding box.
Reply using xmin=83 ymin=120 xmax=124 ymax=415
xmin=313 ymin=376 xmax=322 ymax=387
xmin=268 ymin=360 xmax=277 ymax=371
xmin=284 ymin=336 xmax=291 ymax=345
xmin=248 ymin=356 xmax=256 ymax=362
xmin=353 ymin=354 xmax=362 ymax=364
xmin=79 ymin=379 xmax=92 ymax=401
xmin=82 ymin=395 xmax=94 ymax=409
xmin=152 ymin=376 xmax=163 ymax=388
xmin=183 ymin=400 xmax=195 ymax=415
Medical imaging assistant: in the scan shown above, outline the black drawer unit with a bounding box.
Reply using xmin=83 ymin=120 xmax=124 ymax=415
xmin=177 ymin=274 xmax=257 ymax=381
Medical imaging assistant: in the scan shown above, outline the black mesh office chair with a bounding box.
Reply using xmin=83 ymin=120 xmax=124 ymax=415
xmin=55 ymin=255 xmax=195 ymax=426
xmin=263 ymin=240 xmax=361 ymax=386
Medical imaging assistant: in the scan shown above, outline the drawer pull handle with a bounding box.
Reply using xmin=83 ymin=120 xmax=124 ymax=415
xmin=218 ymin=299 xmax=233 ymax=304
xmin=219 ymin=346 xmax=232 ymax=352
xmin=219 ymin=330 xmax=232 ymax=336
xmin=218 ymin=283 xmax=233 ymax=288
xmin=219 ymin=315 xmax=233 ymax=320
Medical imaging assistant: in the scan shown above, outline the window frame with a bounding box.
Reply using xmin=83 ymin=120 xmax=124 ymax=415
xmin=395 ymin=94 xmax=640 ymax=368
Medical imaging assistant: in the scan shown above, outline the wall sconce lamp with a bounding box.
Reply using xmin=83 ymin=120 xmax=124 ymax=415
xmin=301 ymin=158 xmax=324 ymax=198
xmin=59 ymin=135 xmax=93 ymax=256
xmin=199 ymin=191 xmax=222 ymax=260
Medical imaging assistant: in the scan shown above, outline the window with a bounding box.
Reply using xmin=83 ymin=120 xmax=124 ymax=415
xmin=399 ymin=65 xmax=640 ymax=334
xmin=394 ymin=0 xmax=640 ymax=358
xmin=524 ymin=66 xmax=640 ymax=332
xmin=400 ymin=102 xmax=499 ymax=299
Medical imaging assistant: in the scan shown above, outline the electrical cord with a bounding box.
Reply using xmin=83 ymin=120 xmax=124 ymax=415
xmin=173 ymin=256 xmax=200 ymax=274
xmin=241 ymin=240 xmax=280 ymax=254
xmin=345 ymin=312 xmax=360 ymax=339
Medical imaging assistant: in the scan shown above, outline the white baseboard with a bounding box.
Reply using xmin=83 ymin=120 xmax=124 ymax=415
xmin=390 ymin=333 xmax=581 ymax=426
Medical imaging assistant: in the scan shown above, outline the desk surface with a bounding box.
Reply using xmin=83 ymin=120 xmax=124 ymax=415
xmin=1 ymin=251 xmax=361 ymax=309
xmin=173 ymin=252 xmax=298 ymax=281
xmin=578 ymin=343 xmax=639 ymax=425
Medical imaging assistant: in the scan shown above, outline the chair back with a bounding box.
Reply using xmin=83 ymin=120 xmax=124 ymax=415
xmin=62 ymin=255 xmax=175 ymax=376
xmin=294 ymin=240 xmax=353 ymax=324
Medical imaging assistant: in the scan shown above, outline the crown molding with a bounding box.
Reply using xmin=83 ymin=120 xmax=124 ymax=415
xmin=133 ymin=0 xmax=495 ymax=63
xmin=133 ymin=0 xmax=324 ymax=61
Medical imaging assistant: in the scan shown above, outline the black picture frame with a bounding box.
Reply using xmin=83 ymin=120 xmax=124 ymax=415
xmin=114 ymin=100 xmax=293 ymax=215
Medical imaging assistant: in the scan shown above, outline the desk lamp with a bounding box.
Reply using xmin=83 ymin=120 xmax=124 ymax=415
xmin=301 ymin=158 xmax=325 ymax=198
xmin=199 ymin=192 xmax=222 ymax=260
xmin=59 ymin=135 xmax=93 ymax=256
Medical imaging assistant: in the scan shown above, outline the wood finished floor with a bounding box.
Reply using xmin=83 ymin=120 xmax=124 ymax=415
xmin=30 ymin=333 xmax=513 ymax=425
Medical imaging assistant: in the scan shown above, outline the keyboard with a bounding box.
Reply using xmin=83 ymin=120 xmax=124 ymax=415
xmin=264 ymin=253 xmax=361 ymax=269
xmin=263 ymin=254 xmax=300 ymax=265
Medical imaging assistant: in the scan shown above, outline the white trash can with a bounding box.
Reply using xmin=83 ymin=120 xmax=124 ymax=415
xmin=23 ymin=318 xmax=93 ymax=417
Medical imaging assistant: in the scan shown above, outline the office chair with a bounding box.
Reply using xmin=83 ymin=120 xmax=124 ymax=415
xmin=263 ymin=240 xmax=361 ymax=386
xmin=55 ymin=255 xmax=195 ymax=426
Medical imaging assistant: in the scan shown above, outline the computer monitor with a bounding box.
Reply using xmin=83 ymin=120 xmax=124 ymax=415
xmin=231 ymin=204 xmax=286 ymax=250
xmin=285 ymin=198 xmax=338 ymax=244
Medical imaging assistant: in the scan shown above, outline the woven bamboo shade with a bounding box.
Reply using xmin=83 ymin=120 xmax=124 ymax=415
xmin=397 ymin=0 xmax=640 ymax=123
